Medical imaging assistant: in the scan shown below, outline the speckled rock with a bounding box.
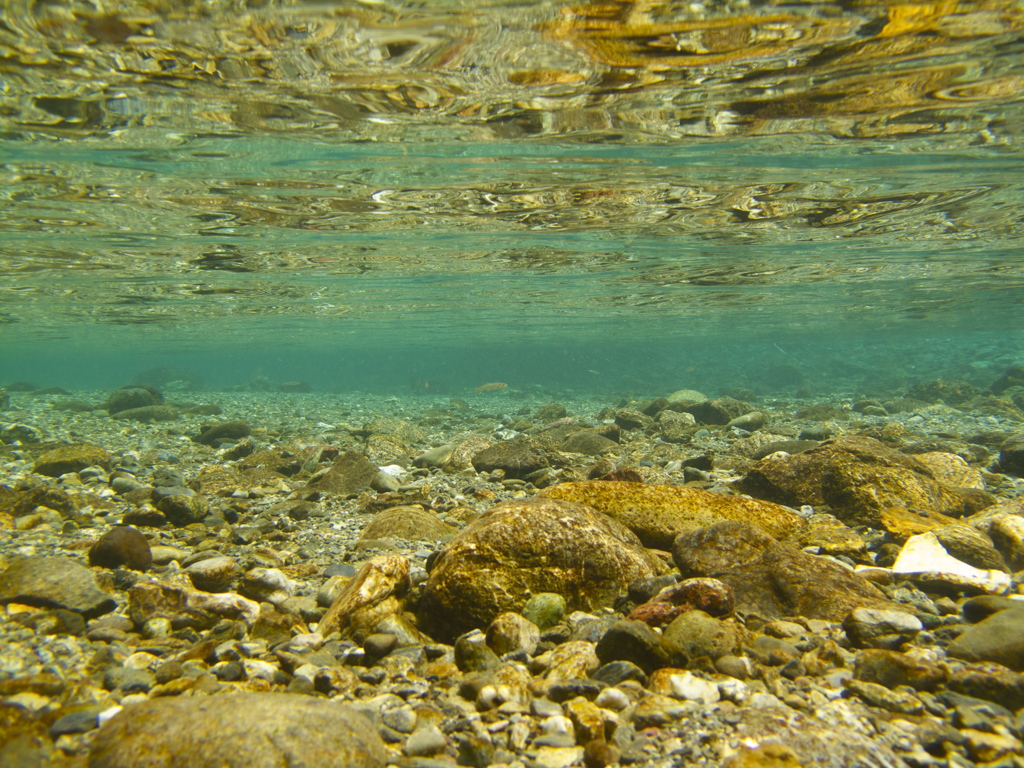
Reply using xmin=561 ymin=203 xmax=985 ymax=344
xmin=0 ymin=556 xmax=116 ymax=618
xmin=913 ymin=451 xmax=986 ymax=490
xmin=683 ymin=397 xmax=752 ymax=425
xmin=127 ymin=579 xmax=260 ymax=629
xmin=88 ymin=693 xmax=386 ymax=768
xmin=931 ymin=523 xmax=1007 ymax=572
xmin=538 ymin=481 xmax=803 ymax=549
xmin=471 ymin=440 xmax=555 ymax=479
xmin=113 ymin=405 xmax=178 ymax=422
xmin=738 ymin=435 xmax=995 ymax=527
xmin=88 ymin=526 xmax=152 ymax=571
xmin=33 ymin=444 xmax=112 ymax=477
xmin=419 ymin=497 xmax=663 ymax=640
xmin=560 ymin=431 xmax=620 ymax=456
xmin=317 ymin=555 xmax=411 ymax=639
xmin=358 ymin=505 xmax=459 ymax=542
xmin=673 ymin=522 xmax=897 ymax=621
xmin=662 ymin=609 xmax=745 ymax=661
xmin=155 ymin=493 xmax=208 ymax=527
xmin=853 ymin=648 xmax=948 ymax=691
xmin=185 ymin=557 xmax=241 ymax=593
xmin=305 ymin=450 xmax=381 ymax=496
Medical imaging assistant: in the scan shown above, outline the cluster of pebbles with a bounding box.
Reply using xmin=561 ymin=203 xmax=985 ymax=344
xmin=1 ymin=375 xmax=1024 ymax=768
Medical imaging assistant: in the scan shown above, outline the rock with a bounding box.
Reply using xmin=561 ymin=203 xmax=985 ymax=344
xmin=853 ymin=648 xmax=947 ymax=691
xmin=156 ymin=493 xmax=208 ymax=527
xmin=594 ymin=619 xmax=684 ymax=674
xmin=913 ymin=452 xmax=986 ymax=490
xmin=987 ymin=513 xmax=1024 ymax=571
xmin=523 ymin=593 xmax=567 ymax=630
xmin=786 ymin=514 xmax=867 ymax=560
xmin=658 ymin=410 xmax=697 ymax=442
xmin=358 ymin=505 xmax=458 ymax=541
xmin=723 ymin=742 xmax=802 ymax=768
xmin=673 ymin=521 xmax=896 ymax=621
xmin=471 ymin=440 xmax=555 ymax=478
xmin=192 ymin=421 xmax=251 ymax=447
xmin=991 ymin=365 xmax=1024 ymax=394
xmin=0 ymin=556 xmax=115 ymax=618
xmin=185 ymin=557 xmax=241 ymax=593
xmin=102 ymin=385 xmax=163 ymax=415
xmin=683 ymin=397 xmax=751 ymax=425
xmin=317 ymin=555 xmax=411 ymax=639
xmin=88 ymin=526 xmax=152 ymax=571
xmin=239 ymin=568 xmax=297 ymax=606
xmin=999 ymin=433 xmax=1024 ymax=476
xmin=948 ymin=662 xmax=1024 ymax=710
xmin=88 ymin=693 xmax=386 ymax=768
xmin=892 ymin=532 xmax=1011 ymax=595
xmin=932 ymin=523 xmax=1007 ymax=571
xmin=306 ymin=450 xmax=381 ymax=496
xmin=127 ymin=579 xmax=260 ymax=629
xmin=419 ymin=497 xmax=662 ymax=641
xmin=907 ymin=379 xmax=980 ymax=405
xmin=662 ymin=610 xmax=743 ymax=661
xmin=560 ymin=432 xmax=620 ymax=456
xmin=113 ymin=405 xmax=178 ymax=422
xmin=666 ymin=389 xmax=707 ymax=404
xmin=33 ymin=444 xmax=112 ymax=477
xmin=486 ymin=612 xmax=540 ymax=656
xmin=538 ymin=481 xmax=802 ymax=549
xmin=841 ymin=607 xmax=922 ymax=650
xmin=947 ymin=605 xmax=1024 ymax=671
xmin=727 ymin=412 xmax=766 ymax=431
xmin=738 ymin=435 xmax=995 ymax=527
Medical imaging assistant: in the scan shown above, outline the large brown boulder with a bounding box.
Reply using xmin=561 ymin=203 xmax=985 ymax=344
xmin=539 ymin=481 xmax=803 ymax=549
xmin=738 ymin=436 xmax=994 ymax=527
xmin=673 ymin=521 xmax=897 ymax=622
xmin=419 ymin=497 xmax=663 ymax=641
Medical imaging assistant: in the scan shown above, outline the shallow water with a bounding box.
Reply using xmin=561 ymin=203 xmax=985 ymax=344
xmin=1 ymin=0 xmax=1022 ymax=393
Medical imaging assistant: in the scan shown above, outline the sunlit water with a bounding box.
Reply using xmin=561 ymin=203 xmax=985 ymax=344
xmin=1 ymin=0 xmax=1022 ymax=393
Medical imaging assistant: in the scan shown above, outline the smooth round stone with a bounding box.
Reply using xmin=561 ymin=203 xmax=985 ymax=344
xmin=454 ymin=631 xmax=500 ymax=673
xmin=88 ymin=693 xmax=387 ymax=768
xmin=404 ymin=726 xmax=448 ymax=757
xmin=185 ymin=557 xmax=240 ymax=593
xmin=522 ymin=592 xmax=567 ymax=631
xmin=364 ymin=633 xmax=398 ymax=658
xmin=88 ymin=526 xmax=152 ymax=572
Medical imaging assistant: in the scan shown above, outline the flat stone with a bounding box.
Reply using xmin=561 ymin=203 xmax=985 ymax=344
xmin=539 ymin=481 xmax=803 ymax=549
xmin=0 ymin=556 xmax=115 ymax=618
xmin=88 ymin=692 xmax=386 ymax=768
xmin=842 ymin=607 xmax=922 ymax=650
xmin=34 ymin=444 xmax=112 ymax=477
xmin=892 ymin=532 xmax=1011 ymax=595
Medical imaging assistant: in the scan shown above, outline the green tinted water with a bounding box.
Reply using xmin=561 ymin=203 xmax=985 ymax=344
xmin=1 ymin=0 xmax=1022 ymax=393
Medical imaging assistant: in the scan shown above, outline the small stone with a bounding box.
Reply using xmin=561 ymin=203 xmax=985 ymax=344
xmin=185 ymin=557 xmax=240 ymax=593
xmin=455 ymin=631 xmax=500 ymax=673
xmin=486 ymin=612 xmax=540 ymax=656
xmin=34 ymin=444 xmax=112 ymax=477
xmin=842 ymin=607 xmax=922 ymax=650
xmin=88 ymin=527 xmax=152 ymax=571
xmin=523 ymin=593 xmax=567 ymax=630
xmin=404 ymin=725 xmax=447 ymax=757
xmin=239 ymin=568 xmax=297 ymax=606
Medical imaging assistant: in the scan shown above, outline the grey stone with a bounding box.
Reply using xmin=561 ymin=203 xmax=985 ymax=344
xmin=88 ymin=693 xmax=387 ymax=768
xmin=842 ymin=607 xmax=923 ymax=650
xmin=948 ymin=605 xmax=1024 ymax=671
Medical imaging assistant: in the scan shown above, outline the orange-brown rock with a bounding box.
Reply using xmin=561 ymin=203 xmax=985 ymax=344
xmin=317 ymin=555 xmax=411 ymax=640
xmin=419 ymin=497 xmax=663 ymax=641
xmin=539 ymin=481 xmax=803 ymax=549
xmin=738 ymin=436 xmax=995 ymax=527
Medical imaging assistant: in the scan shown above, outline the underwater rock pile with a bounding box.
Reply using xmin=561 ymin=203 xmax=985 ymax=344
xmin=1 ymin=377 xmax=1023 ymax=767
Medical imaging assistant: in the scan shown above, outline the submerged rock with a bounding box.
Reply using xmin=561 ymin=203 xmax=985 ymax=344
xmin=0 ymin=556 xmax=116 ymax=618
xmin=738 ymin=435 xmax=994 ymax=527
xmin=88 ymin=693 xmax=386 ymax=768
xmin=34 ymin=444 xmax=112 ymax=477
xmin=539 ymin=481 xmax=803 ymax=549
xmin=420 ymin=497 xmax=662 ymax=640
xmin=673 ymin=521 xmax=896 ymax=621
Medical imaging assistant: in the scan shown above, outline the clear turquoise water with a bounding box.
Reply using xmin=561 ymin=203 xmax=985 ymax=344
xmin=1 ymin=0 xmax=1022 ymax=394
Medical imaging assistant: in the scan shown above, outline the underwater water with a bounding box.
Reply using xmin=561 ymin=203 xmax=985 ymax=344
xmin=1 ymin=0 xmax=1022 ymax=395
